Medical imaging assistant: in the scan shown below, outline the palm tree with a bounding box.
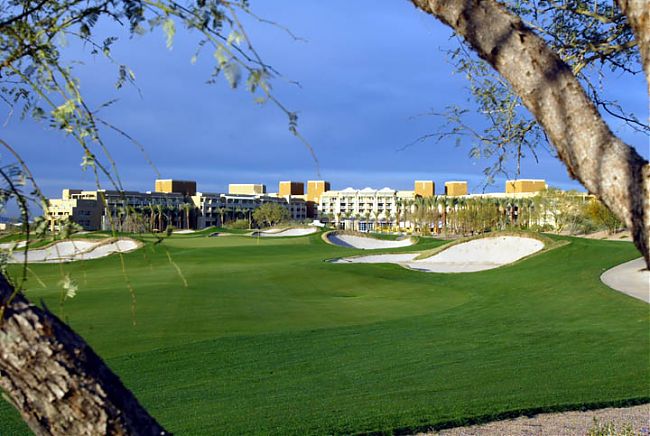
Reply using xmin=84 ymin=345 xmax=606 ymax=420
xmin=142 ymin=205 xmax=153 ymax=232
xmin=182 ymin=203 xmax=193 ymax=229
xmin=372 ymin=210 xmax=380 ymax=232
xmin=234 ymin=207 xmax=245 ymax=222
xmin=217 ymin=207 xmax=226 ymax=227
xmin=431 ymin=196 xmax=440 ymax=234
xmin=155 ymin=204 xmax=164 ymax=232
xmin=332 ymin=212 xmax=340 ymax=229
xmin=226 ymin=206 xmax=235 ymax=223
xmin=395 ymin=198 xmax=403 ymax=231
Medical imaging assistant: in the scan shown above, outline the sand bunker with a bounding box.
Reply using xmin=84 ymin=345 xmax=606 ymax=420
xmin=601 ymin=258 xmax=649 ymax=303
xmin=333 ymin=236 xmax=544 ymax=273
xmin=174 ymin=229 xmax=196 ymax=234
xmin=0 ymin=241 xmax=27 ymax=250
xmin=3 ymin=238 xmax=140 ymax=263
xmin=252 ymin=228 xmax=317 ymax=237
xmin=326 ymin=233 xmax=415 ymax=250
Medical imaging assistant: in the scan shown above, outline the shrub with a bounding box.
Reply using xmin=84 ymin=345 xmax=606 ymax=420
xmin=226 ymin=219 xmax=250 ymax=230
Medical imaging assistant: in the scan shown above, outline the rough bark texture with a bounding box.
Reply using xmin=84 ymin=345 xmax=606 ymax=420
xmin=617 ymin=0 xmax=650 ymax=93
xmin=0 ymin=276 xmax=168 ymax=435
xmin=411 ymin=0 xmax=650 ymax=268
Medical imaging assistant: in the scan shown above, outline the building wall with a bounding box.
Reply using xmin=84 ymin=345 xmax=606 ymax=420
xmin=414 ymin=180 xmax=435 ymax=197
xmin=192 ymin=192 xmax=307 ymax=228
xmin=155 ymin=179 xmax=197 ymax=196
xmin=319 ymin=188 xmax=416 ymax=230
xmin=228 ymin=184 xmax=266 ymax=195
xmin=62 ymin=189 xmax=82 ymax=200
xmin=307 ymin=181 xmax=330 ymax=203
xmin=279 ymin=181 xmax=304 ymax=196
xmin=306 ymin=180 xmax=330 ymax=218
xmin=445 ymin=181 xmax=468 ymax=196
xmin=505 ymin=179 xmax=547 ymax=194
xmin=46 ymin=195 xmax=103 ymax=231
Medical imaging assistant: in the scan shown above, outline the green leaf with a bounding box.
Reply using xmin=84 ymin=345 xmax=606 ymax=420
xmin=226 ymin=30 xmax=243 ymax=46
xmin=163 ymin=18 xmax=176 ymax=49
xmin=60 ymin=274 xmax=78 ymax=300
xmin=214 ymin=45 xmax=228 ymax=66
xmin=223 ymin=62 xmax=241 ymax=89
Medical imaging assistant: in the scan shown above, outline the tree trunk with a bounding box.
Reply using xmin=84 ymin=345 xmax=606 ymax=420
xmin=0 ymin=277 xmax=167 ymax=434
xmin=616 ymin=0 xmax=650 ymax=92
xmin=410 ymin=0 xmax=650 ymax=268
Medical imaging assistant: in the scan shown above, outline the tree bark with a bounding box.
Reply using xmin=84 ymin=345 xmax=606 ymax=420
xmin=410 ymin=0 xmax=650 ymax=268
xmin=0 ymin=276 xmax=167 ymax=435
xmin=616 ymin=0 xmax=650 ymax=93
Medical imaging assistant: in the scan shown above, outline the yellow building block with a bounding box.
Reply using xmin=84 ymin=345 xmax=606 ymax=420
xmin=414 ymin=180 xmax=435 ymax=197
xmin=444 ymin=181 xmax=468 ymax=196
xmin=505 ymin=179 xmax=547 ymax=194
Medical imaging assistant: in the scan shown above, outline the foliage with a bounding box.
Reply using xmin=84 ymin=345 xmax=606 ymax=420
xmin=397 ymin=195 xmax=542 ymax=237
xmin=586 ymin=198 xmax=624 ymax=234
xmin=587 ymin=418 xmax=636 ymax=436
xmin=252 ymin=203 xmax=289 ymax=228
xmin=0 ymin=233 xmax=646 ymax=434
xmin=225 ymin=218 xmax=249 ymax=229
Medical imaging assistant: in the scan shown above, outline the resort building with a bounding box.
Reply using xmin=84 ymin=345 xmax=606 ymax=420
xmin=505 ymin=179 xmax=547 ymax=194
xmin=46 ymin=189 xmax=104 ymax=231
xmin=46 ymin=179 xmax=307 ymax=231
xmin=444 ymin=181 xmax=468 ymax=196
xmin=46 ymin=176 xmax=559 ymax=232
xmin=191 ymin=191 xmax=306 ymax=228
xmin=228 ymin=184 xmax=266 ymax=195
xmin=155 ymin=179 xmax=197 ymax=196
xmin=317 ymin=181 xmax=435 ymax=231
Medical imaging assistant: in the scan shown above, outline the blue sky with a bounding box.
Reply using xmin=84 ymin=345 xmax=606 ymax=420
xmin=2 ymin=0 xmax=648 ymax=212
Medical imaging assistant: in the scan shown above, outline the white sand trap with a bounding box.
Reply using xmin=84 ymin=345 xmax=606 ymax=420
xmin=253 ymin=228 xmax=317 ymax=237
xmin=174 ymin=229 xmax=196 ymax=234
xmin=601 ymin=258 xmax=649 ymax=303
xmin=327 ymin=233 xmax=415 ymax=250
xmin=333 ymin=236 xmax=544 ymax=273
xmin=4 ymin=239 xmax=140 ymax=263
xmin=0 ymin=241 xmax=27 ymax=250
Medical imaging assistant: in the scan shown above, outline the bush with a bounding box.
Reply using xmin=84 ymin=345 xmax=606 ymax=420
xmin=252 ymin=203 xmax=289 ymax=228
xmin=226 ymin=219 xmax=250 ymax=230
xmin=585 ymin=199 xmax=624 ymax=234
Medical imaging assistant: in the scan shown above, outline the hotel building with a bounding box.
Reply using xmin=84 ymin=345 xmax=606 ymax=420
xmin=45 ymin=177 xmax=551 ymax=232
xmin=46 ymin=180 xmax=307 ymax=231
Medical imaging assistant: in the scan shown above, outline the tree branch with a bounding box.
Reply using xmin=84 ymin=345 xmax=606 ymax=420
xmin=410 ymin=0 xmax=650 ymax=267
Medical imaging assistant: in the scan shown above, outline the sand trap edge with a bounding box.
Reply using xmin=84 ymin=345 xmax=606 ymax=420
xmin=322 ymin=230 xmax=417 ymax=249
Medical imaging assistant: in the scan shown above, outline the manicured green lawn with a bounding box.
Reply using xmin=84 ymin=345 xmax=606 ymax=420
xmin=1 ymin=232 xmax=648 ymax=434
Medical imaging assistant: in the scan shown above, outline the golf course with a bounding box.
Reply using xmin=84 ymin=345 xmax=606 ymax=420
xmin=0 ymin=229 xmax=647 ymax=434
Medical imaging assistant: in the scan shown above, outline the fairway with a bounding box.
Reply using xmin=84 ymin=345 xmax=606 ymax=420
xmin=0 ymin=231 xmax=648 ymax=434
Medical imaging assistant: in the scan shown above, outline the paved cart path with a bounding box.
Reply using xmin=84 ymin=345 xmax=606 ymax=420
xmin=601 ymin=258 xmax=650 ymax=303
xmin=421 ymin=403 xmax=650 ymax=435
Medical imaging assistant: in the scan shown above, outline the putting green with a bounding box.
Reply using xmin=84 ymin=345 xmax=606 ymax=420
xmin=0 ymin=232 xmax=647 ymax=434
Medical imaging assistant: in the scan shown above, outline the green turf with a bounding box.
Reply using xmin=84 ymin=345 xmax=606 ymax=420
xmin=0 ymin=232 xmax=648 ymax=434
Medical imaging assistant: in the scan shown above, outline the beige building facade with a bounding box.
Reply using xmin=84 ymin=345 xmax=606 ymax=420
xmin=505 ymin=179 xmax=547 ymax=194
xmin=228 ymin=184 xmax=266 ymax=195
xmin=46 ymin=177 xmax=557 ymax=232
xmin=444 ymin=181 xmax=468 ymax=196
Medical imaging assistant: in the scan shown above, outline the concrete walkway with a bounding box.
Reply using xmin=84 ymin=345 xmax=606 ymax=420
xmin=601 ymin=258 xmax=650 ymax=303
xmin=422 ymin=403 xmax=650 ymax=436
